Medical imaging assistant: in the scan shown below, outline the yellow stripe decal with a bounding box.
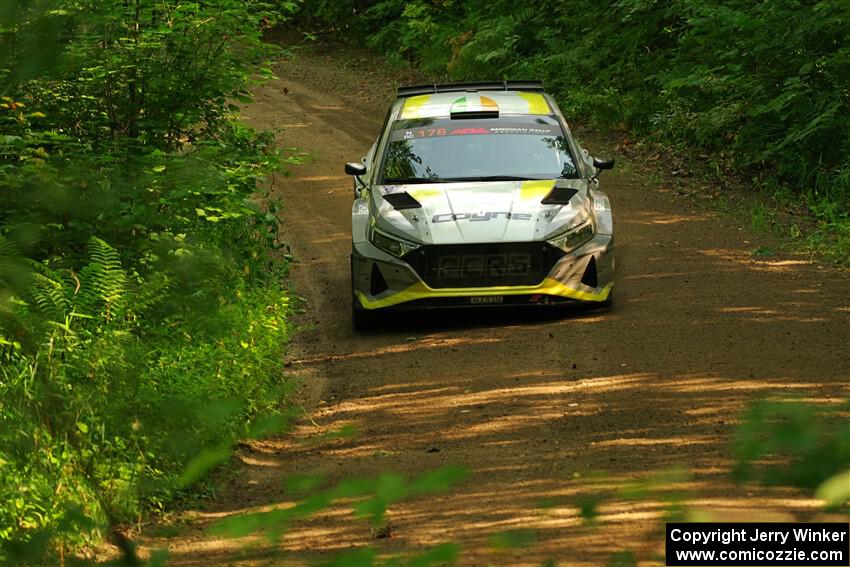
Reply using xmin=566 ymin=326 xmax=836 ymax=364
xmin=406 ymin=188 xmax=442 ymax=200
xmin=401 ymin=94 xmax=432 ymax=119
xmin=518 ymin=92 xmax=550 ymax=115
xmin=356 ymin=279 xmax=614 ymax=310
xmin=520 ymin=179 xmax=555 ymax=201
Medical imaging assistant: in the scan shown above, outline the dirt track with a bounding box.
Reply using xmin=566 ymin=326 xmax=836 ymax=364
xmin=147 ymin=43 xmax=850 ymax=565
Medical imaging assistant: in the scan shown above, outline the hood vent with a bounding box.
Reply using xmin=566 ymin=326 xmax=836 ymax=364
xmin=383 ymin=191 xmax=422 ymax=210
xmin=541 ymin=186 xmax=578 ymax=205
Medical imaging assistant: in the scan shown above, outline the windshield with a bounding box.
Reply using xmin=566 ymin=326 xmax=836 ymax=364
xmin=379 ymin=115 xmax=579 ymax=183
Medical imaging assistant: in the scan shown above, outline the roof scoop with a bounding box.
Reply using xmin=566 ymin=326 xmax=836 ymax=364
xmin=383 ymin=191 xmax=422 ymax=210
xmin=541 ymin=185 xmax=579 ymax=205
xmin=450 ymin=95 xmax=499 ymax=119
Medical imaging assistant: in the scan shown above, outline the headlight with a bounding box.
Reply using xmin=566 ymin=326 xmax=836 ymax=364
xmin=547 ymin=217 xmax=595 ymax=252
xmin=368 ymin=222 xmax=420 ymax=257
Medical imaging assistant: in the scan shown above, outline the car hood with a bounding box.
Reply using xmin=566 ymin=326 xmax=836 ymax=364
xmin=371 ymin=179 xmax=592 ymax=245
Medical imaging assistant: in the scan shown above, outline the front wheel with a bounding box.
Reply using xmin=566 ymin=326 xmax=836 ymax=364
xmin=352 ymin=299 xmax=380 ymax=331
xmin=351 ymin=255 xmax=378 ymax=331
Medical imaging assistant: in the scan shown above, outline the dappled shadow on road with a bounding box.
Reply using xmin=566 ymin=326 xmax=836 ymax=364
xmin=146 ymin=191 xmax=849 ymax=564
xmin=149 ymin=293 xmax=848 ymax=563
xmin=139 ymin=45 xmax=850 ymax=567
xmin=149 ymin=359 xmax=842 ymax=565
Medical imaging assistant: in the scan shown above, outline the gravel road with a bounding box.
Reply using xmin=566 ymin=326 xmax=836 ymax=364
xmin=149 ymin=42 xmax=850 ymax=566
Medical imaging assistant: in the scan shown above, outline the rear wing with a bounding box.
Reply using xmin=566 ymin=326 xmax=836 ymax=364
xmin=397 ymin=81 xmax=545 ymax=98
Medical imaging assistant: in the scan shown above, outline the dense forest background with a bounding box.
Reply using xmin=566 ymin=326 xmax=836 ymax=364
xmin=1 ymin=0 xmax=849 ymax=564
xmin=299 ymin=0 xmax=850 ymax=260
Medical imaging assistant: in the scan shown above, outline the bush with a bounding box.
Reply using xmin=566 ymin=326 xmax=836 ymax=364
xmin=0 ymin=0 xmax=297 ymax=559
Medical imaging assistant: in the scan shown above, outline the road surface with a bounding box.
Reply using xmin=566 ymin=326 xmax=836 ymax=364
xmin=149 ymin=42 xmax=850 ymax=566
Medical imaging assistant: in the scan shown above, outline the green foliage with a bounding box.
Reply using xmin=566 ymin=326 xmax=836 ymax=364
xmin=0 ymin=236 xmax=294 ymax=557
xmin=2 ymin=0 xmax=281 ymax=149
xmin=297 ymin=0 xmax=850 ymax=261
xmin=607 ymin=551 xmax=637 ymax=567
xmin=5 ymin=0 xmax=848 ymax=562
xmin=734 ymin=398 xmax=850 ymax=491
xmin=211 ymin=465 xmax=468 ymax=540
xmin=489 ymin=528 xmax=536 ymax=549
xmin=193 ymin=467 xmax=466 ymax=567
xmin=0 ymin=0 xmax=298 ymax=561
xmin=816 ymin=469 xmax=850 ymax=507
xmin=311 ymin=542 xmax=458 ymax=567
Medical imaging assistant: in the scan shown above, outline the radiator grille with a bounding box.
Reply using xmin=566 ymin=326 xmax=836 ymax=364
xmin=403 ymin=242 xmax=564 ymax=288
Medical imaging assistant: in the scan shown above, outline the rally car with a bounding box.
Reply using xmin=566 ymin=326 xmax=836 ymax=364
xmin=345 ymin=81 xmax=614 ymax=328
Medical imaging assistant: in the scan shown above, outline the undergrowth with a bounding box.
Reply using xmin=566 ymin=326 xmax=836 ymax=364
xmin=0 ymin=0 xmax=300 ymax=560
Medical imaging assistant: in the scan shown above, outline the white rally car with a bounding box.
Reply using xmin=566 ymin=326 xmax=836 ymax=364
xmin=346 ymin=81 xmax=615 ymax=328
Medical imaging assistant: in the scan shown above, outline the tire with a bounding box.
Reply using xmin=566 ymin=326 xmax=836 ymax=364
xmin=350 ymin=254 xmax=372 ymax=331
xmin=350 ymin=255 xmax=383 ymax=330
xmin=352 ymin=298 xmax=380 ymax=331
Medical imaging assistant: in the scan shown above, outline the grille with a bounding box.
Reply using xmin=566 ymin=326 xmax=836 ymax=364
xmin=403 ymin=242 xmax=564 ymax=288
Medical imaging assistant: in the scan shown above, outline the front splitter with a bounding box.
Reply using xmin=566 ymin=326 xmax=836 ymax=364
xmin=355 ymin=278 xmax=614 ymax=310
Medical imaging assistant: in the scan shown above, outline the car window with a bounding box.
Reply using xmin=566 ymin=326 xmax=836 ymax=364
xmin=379 ymin=115 xmax=579 ymax=183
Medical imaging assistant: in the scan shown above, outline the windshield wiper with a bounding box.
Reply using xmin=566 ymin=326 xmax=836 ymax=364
xmin=382 ymin=177 xmax=450 ymax=184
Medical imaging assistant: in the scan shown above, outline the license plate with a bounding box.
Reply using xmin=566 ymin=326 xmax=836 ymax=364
xmin=469 ymin=296 xmax=503 ymax=305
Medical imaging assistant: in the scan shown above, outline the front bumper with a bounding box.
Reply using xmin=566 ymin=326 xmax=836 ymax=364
xmin=352 ymin=235 xmax=614 ymax=311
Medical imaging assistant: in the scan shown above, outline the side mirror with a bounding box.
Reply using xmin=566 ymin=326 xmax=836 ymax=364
xmin=592 ymin=157 xmax=615 ymax=171
xmin=345 ymin=162 xmax=367 ymax=176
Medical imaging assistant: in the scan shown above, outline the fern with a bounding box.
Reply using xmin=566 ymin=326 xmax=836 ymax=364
xmin=19 ymin=237 xmax=130 ymax=328
xmin=28 ymin=270 xmax=71 ymax=323
xmin=77 ymin=237 xmax=127 ymax=323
